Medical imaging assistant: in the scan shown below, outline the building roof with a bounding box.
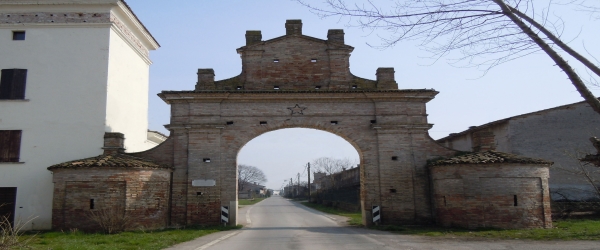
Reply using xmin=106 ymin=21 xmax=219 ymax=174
xmin=581 ymin=154 xmax=600 ymax=166
xmin=0 ymin=0 xmax=159 ymax=48
xmin=119 ymin=0 xmax=160 ymax=47
xmin=47 ymin=153 xmax=171 ymax=170
xmin=437 ymin=99 xmax=597 ymax=142
xmin=428 ymin=151 xmax=553 ymax=167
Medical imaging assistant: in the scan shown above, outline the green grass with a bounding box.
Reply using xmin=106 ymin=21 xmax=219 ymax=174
xmin=22 ymin=225 xmax=242 ymax=250
xmin=238 ymin=197 xmax=267 ymax=206
xmin=299 ymin=201 xmax=600 ymax=240
xmin=373 ymin=219 xmax=600 ymax=240
xmin=300 ymin=202 xmax=363 ymax=226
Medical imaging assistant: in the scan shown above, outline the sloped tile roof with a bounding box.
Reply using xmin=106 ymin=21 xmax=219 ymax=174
xmin=581 ymin=154 xmax=600 ymax=166
xmin=428 ymin=151 xmax=553 ymax=167
xmin=437 ymin=98 xmax=598 ymax=142
xmin=47 ymin=153 xmax=171 ymax=170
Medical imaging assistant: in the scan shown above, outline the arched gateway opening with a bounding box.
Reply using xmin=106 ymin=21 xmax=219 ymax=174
xmin=237 ymin=127 xmax=361 ymax=204
xmin=132 ymin=19 xmax=456 ymax=227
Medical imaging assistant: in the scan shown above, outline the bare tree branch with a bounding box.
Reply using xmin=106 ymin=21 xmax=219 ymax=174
xmin=296 ymin=0 xmax=600 ymax=115
xmin=238 ymin=164 xmax=267 ymax=191
xmin=312 ymin=157 xmax=357 ymax=189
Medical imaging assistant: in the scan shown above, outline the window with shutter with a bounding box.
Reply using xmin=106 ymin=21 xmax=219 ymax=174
xmin=0 ymin=130 xmax=22 ymax=162
xmin=0 ymin=69 xmax=27 ymax=100
xmin=0 ymin=187 xmax=17 ymax=227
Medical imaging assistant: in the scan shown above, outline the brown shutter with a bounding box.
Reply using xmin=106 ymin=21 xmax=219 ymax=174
xmin=0 ymin=69 xmax=27 ymax=99
xmin=0 ymin=69 xmax=14 ymax=99
xmin=8 ymin=131 xmax=21 ymax=162
xmin=0 ymin=187 xmax=17 ymax=227
xmin=12 ymin=69 xmax=27 ymax=99
xmin=0 ymin=131 xmax=21 ymax=162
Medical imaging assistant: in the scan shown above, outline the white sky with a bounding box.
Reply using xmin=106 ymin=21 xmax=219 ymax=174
xmin=126 ymin=0 xmax=600 ymax=189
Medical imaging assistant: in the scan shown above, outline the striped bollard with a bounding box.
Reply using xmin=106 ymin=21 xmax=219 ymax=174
xmin=221 ymin=206 xmax=229 ymax=225
xmin=372 ymin=205 xmax=381 ymax=224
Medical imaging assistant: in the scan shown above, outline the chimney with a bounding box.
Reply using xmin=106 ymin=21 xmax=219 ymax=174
xmin=103 ymin=132 xmax=125 ymax=155
xmin=245 ymin=30 xmax=262 ymax=46
xmin=285 ymin=19 xmax=302 ymax=35
xmin=376 ymin=67 xmax=398 ymax=89
xmin=471 ymin=129 xmax=496 ymax=152
xmin=327 ymin=29 xmax=344 ymax=43
xmin=196 ymin=68 xmax=215 ymax=90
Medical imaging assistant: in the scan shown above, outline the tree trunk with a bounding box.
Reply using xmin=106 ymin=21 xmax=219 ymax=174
xmin=508 ymin=6 xmax=600 ymax=79
xmin=491 ymin=0 xmax=600 ymax=115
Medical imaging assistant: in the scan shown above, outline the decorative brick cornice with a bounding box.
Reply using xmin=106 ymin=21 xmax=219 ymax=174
xmin=159 ymin=89 xmax=438 ymax=104
xmin=0 ymin=12 xmax=111 ymax=24
xmin=110 ymin=14 xmax=149 ymax=58
xmin=0 ymin=11 xmax=150 ymax=59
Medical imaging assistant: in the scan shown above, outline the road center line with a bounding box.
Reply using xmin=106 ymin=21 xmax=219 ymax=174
xmin=195 ymin=231 xmax=240 ymax=250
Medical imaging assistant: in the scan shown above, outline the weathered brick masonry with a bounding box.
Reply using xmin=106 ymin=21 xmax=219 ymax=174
xmin=144 ymin=19 xmax=459 ymax=227
xmin=429 ymin=151 xmax=552 ymax=229
xmin=48 ymin=133 xmax=172 ymax=231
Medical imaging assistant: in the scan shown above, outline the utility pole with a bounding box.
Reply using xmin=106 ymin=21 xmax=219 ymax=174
xmin=297 ymin=172 xmax=300 ymax=197
xmin=307 ymin=162 xmax=311 ymax=200
xmin=290 ymin=178 xmax=293 ymax=198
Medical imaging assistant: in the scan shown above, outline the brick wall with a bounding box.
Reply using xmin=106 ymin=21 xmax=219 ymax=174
xmin=51 ymin=168 xmax=171 ymax=231
xmin=148 ymin=19 xmax=464 ymax=227
xmin=430 ymin=163 xmax=552 ymax=229
xmin=437 ymin=101 xmax=600 ymax=201
xmin=195 ymin=20 xmax=397 ymax=91
xmin=154 ymin=90 xmax=456 ymax=227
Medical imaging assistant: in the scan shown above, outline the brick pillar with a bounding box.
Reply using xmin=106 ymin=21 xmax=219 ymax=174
xmin=196 ymin=69 xmax=215 ymax=90
xmin=327 ymin=49 xmax=352 ymax=89
xmin=327 ymin=29 xmax=345 ymax=44
xmin=471 ymin=129 xmax=496 ymax=152
xmin=376 ymin=68 xmax=398 ymax=90
xmin=285 ymin=19 xmax=302 ymax=35
xmin=245 ymin=30 xmax=262 ymax=46
xmin=103 ymin=132 xmax=125 ymax=155
xmin=240 ymin=50 xmax=264 ymax=89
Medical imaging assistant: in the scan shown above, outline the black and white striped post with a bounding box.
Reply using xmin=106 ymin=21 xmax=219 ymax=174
xmin=221 ymin=206 xmax=229 ymax=225
xmin=372 ymin=205 xmax=381 ymax=225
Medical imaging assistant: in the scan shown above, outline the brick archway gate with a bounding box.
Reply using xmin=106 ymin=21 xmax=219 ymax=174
xmin=134 ymin=20 xmax=455 ymax=227
xmin=142 ymin=90 xmax=454 ymax=227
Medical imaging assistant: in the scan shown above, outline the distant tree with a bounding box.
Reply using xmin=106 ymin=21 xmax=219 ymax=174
xmin=296 ymin=0 xmax=600 ymax=115
xmin=312 ymin=157 xmax=357 ymax=189
xmin=238 ymin=164 xmax=267 ymax=191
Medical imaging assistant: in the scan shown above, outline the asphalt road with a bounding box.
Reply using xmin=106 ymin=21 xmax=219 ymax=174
xmin=168 ymin=196 xmax=599 ymax=250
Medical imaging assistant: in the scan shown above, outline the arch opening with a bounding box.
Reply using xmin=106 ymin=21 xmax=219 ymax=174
xmin=236 ymin=127 xmax=363 ymax=213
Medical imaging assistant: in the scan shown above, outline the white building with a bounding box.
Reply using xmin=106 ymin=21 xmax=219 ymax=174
xmin=0 ymin=0 xmax=160 ymax=230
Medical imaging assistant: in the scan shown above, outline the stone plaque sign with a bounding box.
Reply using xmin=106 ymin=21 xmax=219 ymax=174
xmin=192 ymin=179 xmax=216 ymax=187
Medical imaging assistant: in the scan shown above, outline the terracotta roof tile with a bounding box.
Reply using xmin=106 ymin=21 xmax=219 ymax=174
xmin=47 ymin=153 xmax=171 ymax=170
xmin=428 ymin=151 xmax=553 ymax=167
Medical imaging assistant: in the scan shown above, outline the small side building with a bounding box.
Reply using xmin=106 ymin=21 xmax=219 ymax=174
xmin=436 ymin=100 xmax=600 ymax=201
xmin=47 ymin=133 xmax=172 ymax=232
xmin=429 ymin=151 xmax=553 ymax=229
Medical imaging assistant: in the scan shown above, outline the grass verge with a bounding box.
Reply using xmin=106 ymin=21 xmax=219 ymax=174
xmin=22 ymin=225 xmax=242 ymax=250
xmin=238 ymin=197 xmax=267 ymax=206
xmin=373 ymin=219 xmax=600 ymax=240
xmin=300 ymin=202 xmax=362 ymax=226
xmin=298 ymin=201 xmax=600 ymax=240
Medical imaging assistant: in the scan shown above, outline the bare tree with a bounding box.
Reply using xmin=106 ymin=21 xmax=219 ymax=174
xmin=238 ymin=164 xmax=267 ymax=191
xmin=296 ymin=0 xmax=600 ymax=115
xmin=312 ymin=157 xmax=357 ymax=189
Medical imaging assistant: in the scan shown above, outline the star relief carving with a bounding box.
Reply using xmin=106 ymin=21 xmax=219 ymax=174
xmin=287 ymin=104 xmax=306 ymax=115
